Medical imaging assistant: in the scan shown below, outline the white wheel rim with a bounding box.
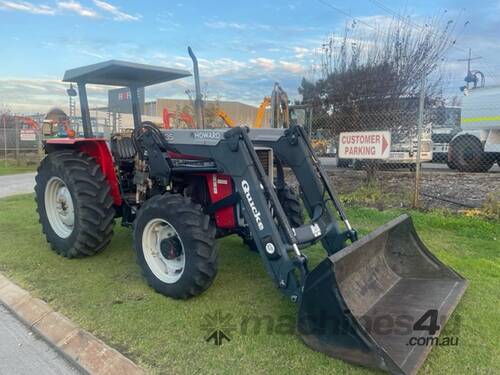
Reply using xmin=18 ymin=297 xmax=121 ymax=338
xmin=44 ymin=177 xmax=75 ymax=238
xmin=142 ymin=218 xmax=186 ymax=284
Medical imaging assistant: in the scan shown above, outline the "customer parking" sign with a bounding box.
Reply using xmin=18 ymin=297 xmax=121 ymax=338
xmin=338 ymin=131 xmax=391 ymax=159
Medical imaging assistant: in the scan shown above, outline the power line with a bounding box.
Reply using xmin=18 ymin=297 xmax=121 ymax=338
xmin=367 ymin=0 xmax=500 ymax=76
xmin=314 ymin=0 xmax=500 ymax=89
xmin=316 ymin=0 xmax=377 ymax=30
xmin=368 ymin=0 xmax=427 ymax=31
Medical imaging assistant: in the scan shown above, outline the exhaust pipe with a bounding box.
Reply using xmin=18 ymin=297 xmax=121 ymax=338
xmin=188 ymin=46 xmax=205 ymax=129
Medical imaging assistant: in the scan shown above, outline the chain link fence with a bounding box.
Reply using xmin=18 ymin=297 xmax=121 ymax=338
xmin=302 ymin=97 xmax=499 ymax=218
xmin=0 ymin=125 xmax=44 ymax=167
xmin=2 ymin=94 xmax=499 ymax=219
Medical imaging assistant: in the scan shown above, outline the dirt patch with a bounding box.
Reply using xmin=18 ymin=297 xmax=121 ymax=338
xmin=286 ymin=168 xmax=500 ymax=212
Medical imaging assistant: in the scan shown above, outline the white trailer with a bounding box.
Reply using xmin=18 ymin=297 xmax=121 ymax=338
xmin=449 ymin=86 xmax=500 ymax=172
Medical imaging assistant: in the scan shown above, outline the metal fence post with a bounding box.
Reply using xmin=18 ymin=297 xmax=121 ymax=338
xmin=15 ymin=118 xmax=20 ymax=166
xmin=38 ymin=128 xmax=44 ymax=160
xmin=2 ymin=114 xmax=7 ymax=167
xmin=413 ymin=75 xmax=426 ymax=208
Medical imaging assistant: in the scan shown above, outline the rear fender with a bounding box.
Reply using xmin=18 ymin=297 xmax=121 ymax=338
xmin=44 ymin=138 xmax=122 ymax=206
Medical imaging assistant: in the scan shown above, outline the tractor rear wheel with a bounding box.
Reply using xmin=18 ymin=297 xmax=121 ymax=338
xmin=242 ymin=186 xmax=304 ymax=252
xmin=133 ymin=194 xmax=218 ymax=299
xmin=35 ymin=150 xmax=115 ymax=258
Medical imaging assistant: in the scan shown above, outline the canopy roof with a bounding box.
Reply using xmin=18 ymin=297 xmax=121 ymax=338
xmin=62 ymin=60 xmax=191 ymax=87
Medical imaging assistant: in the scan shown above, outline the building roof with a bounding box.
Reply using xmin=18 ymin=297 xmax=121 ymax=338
xmin=63 ymin=60 xmax=191 ymax=87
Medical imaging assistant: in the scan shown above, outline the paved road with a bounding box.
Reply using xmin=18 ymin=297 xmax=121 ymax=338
xmin=0 ymin=304 xmax=81 ymax=375
xmin=0 ymin=172 xmax=36 ymax=198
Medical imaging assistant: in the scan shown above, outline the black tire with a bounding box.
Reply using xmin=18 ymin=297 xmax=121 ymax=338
xmin=35 ymin=150 xmax=115 ymax=258
xmin=133 ymin=194 xmax=217 ymax=299
xmin=337 ymin=159 xmax=351 ymax=168
xmin=242 ymin=186 xmax=304 ymax=252
xmin=277 ymin=186 xmax=304 ymax=228
xmin=450 ymin=137 xmax=494 ymax=173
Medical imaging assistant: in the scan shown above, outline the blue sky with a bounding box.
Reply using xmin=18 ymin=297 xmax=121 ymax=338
xmin=1 ymin=0 xmax=499 ymax=113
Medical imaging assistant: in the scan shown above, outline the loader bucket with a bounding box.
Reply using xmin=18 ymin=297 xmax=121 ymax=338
xmin=297 ymin=214 xmax=467 ymax=375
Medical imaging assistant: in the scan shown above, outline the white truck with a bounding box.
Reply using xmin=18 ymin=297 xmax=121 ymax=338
xmin=448 ymin=86 xmax=500 ymax=172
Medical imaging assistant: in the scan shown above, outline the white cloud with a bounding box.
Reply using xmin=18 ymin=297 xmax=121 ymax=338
xmin=0 ymin=1 xmax=55 ymax=15
xmin=57 ymin=1 xmax=99 ymax=18
xmin=1 ymin=0 xmax=140 ymax=21
xmin=204 ymin=21 xmax=272 ymax=31
xmin=292 ymin=46 xmax=310 ymax=58
xmin=0 ymin=47 xmax=308 ymax=113
xmin=205 ymin=21 xmax=247 ymax=30
xmin=93 ymin=0 xmax=140 ymax=21
xmin=279 ymin=61 xmax=304 ymax=74
xmin=250 ymin=57 xmax=275 ymax=70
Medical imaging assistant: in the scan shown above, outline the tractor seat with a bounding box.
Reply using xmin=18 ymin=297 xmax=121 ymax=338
xmin=111 ymin=136 xmax=136 ymax=165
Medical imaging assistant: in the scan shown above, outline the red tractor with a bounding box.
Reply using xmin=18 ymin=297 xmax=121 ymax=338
xmin=34 ymin=48 xmax=466 ymax=375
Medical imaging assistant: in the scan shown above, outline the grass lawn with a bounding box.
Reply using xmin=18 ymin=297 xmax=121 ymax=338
xmin=0 ymin=194 xmax=498 ymax=374
xmin=0 ymin=161 xmax=37 ymax=175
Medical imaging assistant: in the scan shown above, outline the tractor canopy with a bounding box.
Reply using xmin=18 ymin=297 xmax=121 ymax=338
xmin=61 ymin=59 xmax=191 ymax=136
xmin=62 ymin=59 xmax=191 ymax=87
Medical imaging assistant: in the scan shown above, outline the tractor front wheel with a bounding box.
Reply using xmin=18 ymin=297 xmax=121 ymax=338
xmin=133 ymin=194 xmax=218 ymax=299
xmin=35 ymin=150 xmax=115 ymax=258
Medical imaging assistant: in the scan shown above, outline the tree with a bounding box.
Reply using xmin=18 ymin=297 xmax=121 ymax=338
xmin=300 ymin=17 xmax=463 ymax=180
xmin=300 ymin=17 xmax=462 ymax=134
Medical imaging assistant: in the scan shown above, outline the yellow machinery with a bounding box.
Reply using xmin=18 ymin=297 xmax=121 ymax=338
xmin=217 ymin=83 xmax=288 ymax=129
xmin=217 ymin=86 xmax=332 ymax=155
xmin=217 ymin=96 xmax=271 ymax=129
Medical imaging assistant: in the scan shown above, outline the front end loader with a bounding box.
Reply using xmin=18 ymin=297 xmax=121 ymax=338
xmin=34 ymin=49 xmax=467 ymax=375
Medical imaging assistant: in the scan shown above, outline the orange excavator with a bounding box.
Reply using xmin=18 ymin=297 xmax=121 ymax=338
xmin=162 ymin=107 xmax=196 ymax=129
xmin=14 ymin=115 xmax=39 ymax=130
